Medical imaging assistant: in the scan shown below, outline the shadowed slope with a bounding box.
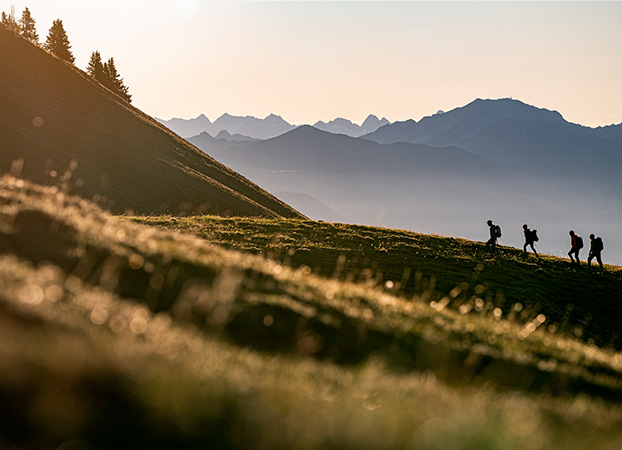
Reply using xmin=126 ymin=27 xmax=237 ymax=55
xmin=0 ymin=24 xmax=302 ymax=219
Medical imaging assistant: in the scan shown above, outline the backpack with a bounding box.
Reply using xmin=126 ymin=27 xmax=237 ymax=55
xmin=575 ymin=235 xmax=584 ymax=249
xmin=494 ymin=225 xmax=502 ymax=238
xmin=595 ymin=237 xmax=604 ymax=252
xmin=531 ymin=229 xmax=539 ymax=242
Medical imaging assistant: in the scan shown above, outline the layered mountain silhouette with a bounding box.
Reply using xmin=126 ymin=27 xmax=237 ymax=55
xmin=215 ymin=130 xmax=256 ymax=142
xmin=365 ymin=98 xmax=622 ymax=183
xmin=192 ymin=104 xmax=622 ymax=264
xmin=313 ymin=115 xmax=390 ymax=137
xmin=157 ymin=113 xmax=213 ymax=139
xmin=159 ymin=113 xmax=390 ymax=140
xmin=158 ymin=113 xmax=295 ymax=140
xmin=189 ymin=125 xmax=510 ymax=233
xmin=0 ymin=23 xmax=302 ymax=219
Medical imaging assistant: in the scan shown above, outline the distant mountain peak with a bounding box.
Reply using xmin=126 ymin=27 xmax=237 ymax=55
xmin=361 ymin=114 xmax=390 ymax=133
xmin=459 ymin=97 xmax=566 ymax=124
xmin=312 ymin=115 xmax=390 ymax=137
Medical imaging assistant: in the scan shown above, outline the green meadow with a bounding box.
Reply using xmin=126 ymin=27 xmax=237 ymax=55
xmin=1 ymin=177 xmax=622 ymax=449
xmin=135 ymin=215 xmax=622 ymax=350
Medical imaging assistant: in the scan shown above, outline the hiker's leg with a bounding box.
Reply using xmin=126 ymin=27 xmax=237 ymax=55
xmin=486 ymin=238 xmax=494 ymax=253
xmin=597 ymin=253 xmax=603 ymax=271
xmin=568 ymin=249 xmax=574 ymax=262
xmin=530 ymin=243 xmax=538 ymax=256
xmin=588 ymin=253 xmax=593 ymax=268
xmin=523 ymin=242 xmax=528 ymax=253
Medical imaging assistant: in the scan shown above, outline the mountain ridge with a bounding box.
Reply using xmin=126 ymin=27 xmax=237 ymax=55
xmin=313 ymin=114 xmax=390 ymax=137
xmin=363 ymin=98 xmax=622 ymax=180
xmin=191 ymin=115 xmax=622 ymax=264
xmin=159 ymin=112 xmax=391 ymax=139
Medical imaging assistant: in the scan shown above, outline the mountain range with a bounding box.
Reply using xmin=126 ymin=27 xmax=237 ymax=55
xmin=0 ymin=23 xmax=302 ymax=219
xmin=312 ymin=115 xmax=390 ymax=137
xmin=157 ymin=113 xmax=294 ymax=140
xmin=190 ymin=99 xmax=622 ymax=264
xmin=158 ymin=113 xmax=391 ymax=140
xmin=364 ymin=98 xmax=622 ymax=182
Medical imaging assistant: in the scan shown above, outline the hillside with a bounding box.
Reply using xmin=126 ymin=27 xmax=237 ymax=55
xmin=0 ymin=23 xmax=302 ymax=219
xmin=137 ymin=214 xmax=622 ymax=350
xmin=2 ymin=177 xmax=622 ymax=449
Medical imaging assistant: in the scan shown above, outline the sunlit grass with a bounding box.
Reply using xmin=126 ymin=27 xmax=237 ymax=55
xmin=2 ymin=255 xmax=622 ymax=450
xmin=135 ymin=214 xmax=622 ymax=350
xmin=2 ymin=175 xmax=622 ymax=448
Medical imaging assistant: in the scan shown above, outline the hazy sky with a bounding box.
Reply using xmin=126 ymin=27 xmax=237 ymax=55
xmin=7 ymin=1 xmax=622 ymax=126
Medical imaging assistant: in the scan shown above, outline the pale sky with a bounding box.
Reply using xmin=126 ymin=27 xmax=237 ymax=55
xmin=7 ymin=1 xmax=622 ymax=127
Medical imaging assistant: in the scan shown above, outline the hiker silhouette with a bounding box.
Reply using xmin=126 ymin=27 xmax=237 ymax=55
xmin=486 ymin=220 xmax=500 ymax=253
xmin=522 ymin=224 xmax=539 ymax=257
xmin=587 ymin=233 xmax=604 ymax=272
xmin=568 ymin=230 xmax=583 ymax=264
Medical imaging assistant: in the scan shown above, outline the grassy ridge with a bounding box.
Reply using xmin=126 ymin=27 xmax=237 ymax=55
xmin=2 ymin=177 xmax=622 ymax=449
xmin=134 ymin=215 xmax=622 ymax=349
xmin=0 ymin=23 xmax=302 ymax=219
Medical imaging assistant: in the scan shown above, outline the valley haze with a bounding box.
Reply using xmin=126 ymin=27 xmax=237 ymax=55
xmin=175 ymin=98 xmax=622 ymax=266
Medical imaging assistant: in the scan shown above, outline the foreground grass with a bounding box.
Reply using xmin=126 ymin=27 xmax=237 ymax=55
xmin=2 ymin=255 xmax=622 ymax=450
xmin=2 ymin=176 xmax=622 ymax=449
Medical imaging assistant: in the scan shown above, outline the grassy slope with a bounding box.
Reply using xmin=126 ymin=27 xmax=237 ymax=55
xmin=135 ymin=215 xmax=622 ymax=349
xmin=2 ymin=176 xmax=622 ymax=448
xmin=0 ymin=23 xmax=302 ymax=219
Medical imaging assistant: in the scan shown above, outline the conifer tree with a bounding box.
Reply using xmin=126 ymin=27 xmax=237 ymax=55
xmin=102 ymin=57 xmax=132 ymax=103
xmin=1 ymin=10 xmax=19 ymax=31
xmin=87 ymin=51 xmax=105 ymax=82
xmin=19 ymin=7 xmax=38 ymax=43
xmin=44 ymin=19 xmax=74 ymax=63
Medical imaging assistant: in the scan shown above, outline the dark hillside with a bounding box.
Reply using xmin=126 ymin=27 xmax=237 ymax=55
xmin=138 ymin=215 xmax=622 ymax=349
xmin=0 ymin=24 xmax=302 ymax=219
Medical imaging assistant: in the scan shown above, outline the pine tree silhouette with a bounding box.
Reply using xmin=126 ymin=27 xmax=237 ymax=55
xmin=87 ymin=51 xmax=105 ymax=82
xmin=102 ymin=57 xmax=132 ymax=103
xmin=19 ymin=7 xmax=38 ymax=43
xmin=44 ymin=19 xmax=74 ymax=63
xmin=1 ymin=11 xmax=19 ymax=31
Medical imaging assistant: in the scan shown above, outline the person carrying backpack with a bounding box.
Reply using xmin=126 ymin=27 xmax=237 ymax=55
xmin=486 ymin=220 xmax=501 ymax=253
xmin=587 ymin=233 xmax=604 ymax=272
xmin=522 ymin=224 xmax=539 ymax=257
xmin=568 ymin=230 xmax=583 ymax=264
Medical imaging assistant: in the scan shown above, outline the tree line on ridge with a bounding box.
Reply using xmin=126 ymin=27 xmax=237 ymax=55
xmin=2 ymin=6 xmax=132 ymax=103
